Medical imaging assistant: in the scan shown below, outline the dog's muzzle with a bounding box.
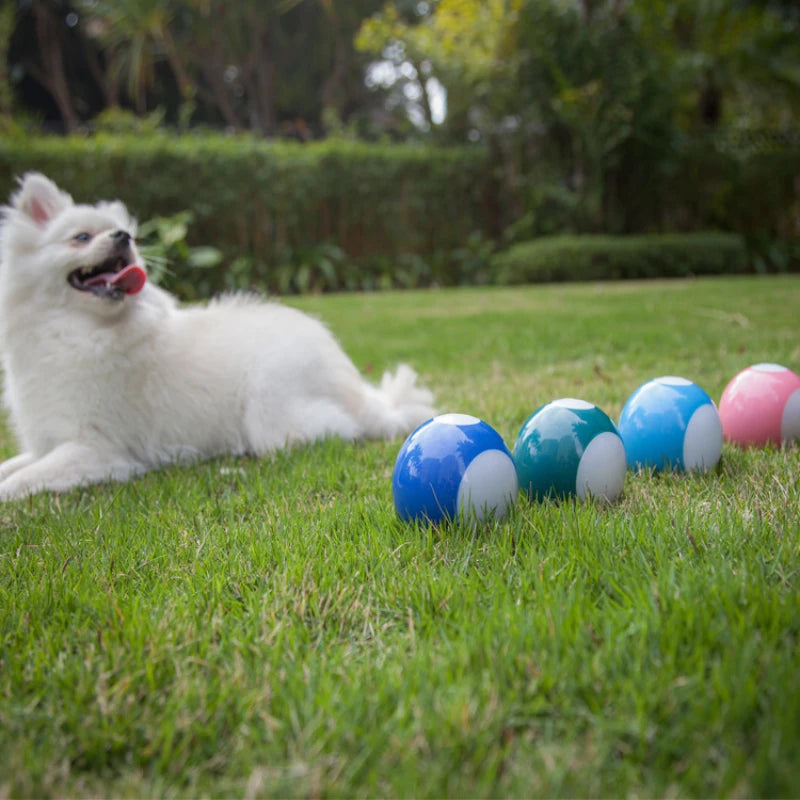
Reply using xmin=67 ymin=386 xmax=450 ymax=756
xmin=67 ymin=233 xmax=147 ymax=300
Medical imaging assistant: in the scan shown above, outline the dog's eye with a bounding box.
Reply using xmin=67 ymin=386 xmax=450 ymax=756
xmin=73 ymin=232 xmax=92 ymax=243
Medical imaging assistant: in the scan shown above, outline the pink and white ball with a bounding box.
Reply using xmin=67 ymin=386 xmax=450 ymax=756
xmin=719 ymin=363 xmax=800 ymax=448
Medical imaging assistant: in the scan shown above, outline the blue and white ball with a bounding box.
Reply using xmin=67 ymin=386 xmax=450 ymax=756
xmin=513 ymin=398 xmax=627 ymax=503
xmin=618 ymin=376 xmax=722 ymax=472
xmin=392 ymin=413 xmax=519 ymax=524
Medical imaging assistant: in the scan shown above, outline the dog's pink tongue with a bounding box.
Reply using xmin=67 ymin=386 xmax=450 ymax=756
xmin=113 ymin=265 xmax=147 ymax=294
xmin=87 ymin=265 xmax=147 ymax=295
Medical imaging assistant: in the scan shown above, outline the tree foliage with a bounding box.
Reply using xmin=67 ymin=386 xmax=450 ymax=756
xmin=8 ymin=0 xmax=386 ymax=136
xmin=356 ymin=0 xmax=521 ymax=138
xmin=7 ymin=0 xmax=798 ymax=142
xmin=355 ymin=0 xmax=799 ymax=232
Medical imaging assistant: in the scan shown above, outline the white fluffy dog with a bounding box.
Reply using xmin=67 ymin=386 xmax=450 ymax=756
xmin=0 ymin=173 xmax=435 ymax=500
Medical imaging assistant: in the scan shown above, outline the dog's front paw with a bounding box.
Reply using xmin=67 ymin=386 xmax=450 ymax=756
xmin=0 ymin=474 xmax=38 ymax=502
xmin=0 ymin=453 xmax=36 ymax=485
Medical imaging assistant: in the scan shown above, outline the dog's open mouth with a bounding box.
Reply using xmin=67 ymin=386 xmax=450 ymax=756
xmin=68 ymin=257 xmax=147 ymax=300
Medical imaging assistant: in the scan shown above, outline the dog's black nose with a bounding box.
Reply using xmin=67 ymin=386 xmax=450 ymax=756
xmin=112 ymin=230 xmax=131 ymax=246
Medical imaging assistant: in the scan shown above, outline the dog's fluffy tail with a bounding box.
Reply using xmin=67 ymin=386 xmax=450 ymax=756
xmin=359 ymin=364 xmax=435 ymax=440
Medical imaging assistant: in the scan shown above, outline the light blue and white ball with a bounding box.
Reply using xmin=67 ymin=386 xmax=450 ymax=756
xmin=618 ymin=376 xmax=722 ymax=472
xmin=392 ymin=413 xmax=519 ymax=524
xmin=513 ymin=398 xmax=627 ymax=502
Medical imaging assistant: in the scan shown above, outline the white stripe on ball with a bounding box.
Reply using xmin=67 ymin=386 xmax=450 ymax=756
xmin=457 ymin=449 xmax=518 ymax=522
xmin=781 ymin=389 xmax=800 ymax=442
xmin=575 ymin=431 xmax=626 ymax=502
xmin=682 ymin=403 xmax=722 ymax=472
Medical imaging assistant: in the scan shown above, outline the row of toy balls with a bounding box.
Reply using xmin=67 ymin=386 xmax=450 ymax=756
xmin=392 ymin=363 xmax=800 ymax=525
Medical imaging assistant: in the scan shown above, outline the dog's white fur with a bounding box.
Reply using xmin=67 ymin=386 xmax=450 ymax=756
xmin=0 ymin=173 xmax=435 ymax=500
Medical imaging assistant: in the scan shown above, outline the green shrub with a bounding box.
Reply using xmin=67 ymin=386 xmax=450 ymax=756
xmin=137 ymin=211 xmax=224 ymax=292
xmin=490 ymin=233 xmax=750 ymax=284
xmin=1 ymin=133 xmax=795 ymax=295
xmin=0 ymin=134 xmax=490 ymax=296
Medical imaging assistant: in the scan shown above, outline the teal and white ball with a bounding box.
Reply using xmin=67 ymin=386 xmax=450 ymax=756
xmin=512 ymin=399 xmax=627 ymax=503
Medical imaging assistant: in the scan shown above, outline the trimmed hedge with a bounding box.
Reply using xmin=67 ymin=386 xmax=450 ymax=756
xmin=0 ymin=134 xmax=491 ymax=295
xmin=1 ymin=134 xmax=792 ymax=294
xmin=490 ymin=233 xmax=749 ymax=284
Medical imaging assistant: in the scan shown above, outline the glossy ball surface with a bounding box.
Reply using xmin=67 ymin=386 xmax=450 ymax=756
xmin=718 ymin=363 xmax=800 ymax=447
xmin=392 ymin=413 xmax=518 ymax=524
xmin=618 ymin=376 xmax=722 ymax=472
xmin=513 ymin=398 xmax=626 ymax=502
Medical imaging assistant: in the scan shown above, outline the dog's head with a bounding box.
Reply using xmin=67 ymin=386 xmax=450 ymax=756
xmin=0 ymin=173 xmax=147 ymax=312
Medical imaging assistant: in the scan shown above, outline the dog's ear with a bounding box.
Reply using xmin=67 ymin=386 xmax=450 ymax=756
xmin=13 ymin=173 xmax=74 ymax=225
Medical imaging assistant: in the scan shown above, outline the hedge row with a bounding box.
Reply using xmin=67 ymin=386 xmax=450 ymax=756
xmin=0 ymin=134 xmax=793 ymax=296
xmin=0 ymin=134 xmax=491 ymax=295
xmin=490 ymin=233 xmax=749 ymax=284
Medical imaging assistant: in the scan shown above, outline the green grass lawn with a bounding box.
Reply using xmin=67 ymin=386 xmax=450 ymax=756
xmin=1 ymin=276 xmax=799 ymax=798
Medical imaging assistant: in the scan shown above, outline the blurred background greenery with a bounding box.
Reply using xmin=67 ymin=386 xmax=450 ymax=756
xmin=1 ymin=0 xmax=798 ymax=293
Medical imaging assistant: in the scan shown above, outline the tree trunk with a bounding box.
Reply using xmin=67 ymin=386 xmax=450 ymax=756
xmin=321 ymin=3 xmax=347 ymax=116
xmin=412 ymin=59 xmax=435 ymax=130
xmin=199 ymin=45 xmax=245 ymax=131
xmin=31 ymin=0 xmax=80 ymax=131
xmin=84 ymin=44 xmax=119 ymax=109
xmin=161 ymin=24 xmax=195 ymax=103
xmin=243 ymin=7 xmax=275 ymax=134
